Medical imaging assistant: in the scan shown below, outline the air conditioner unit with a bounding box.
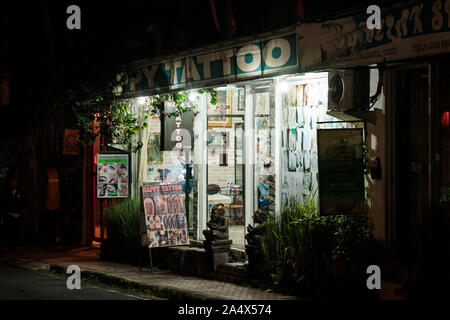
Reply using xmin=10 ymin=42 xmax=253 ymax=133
xmin=328 ymin=68 xmax=369 ymax=111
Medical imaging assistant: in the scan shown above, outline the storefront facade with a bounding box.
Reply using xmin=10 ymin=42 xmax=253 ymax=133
xmin=294 ymin=0 xmax=450 ymax=282
xmin=106 ymin=26 xmax=363 ymax=249
xmin=88 ymin=0 xmax=450 ymax=286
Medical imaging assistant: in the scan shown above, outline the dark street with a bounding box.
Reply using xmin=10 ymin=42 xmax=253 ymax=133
xmin=1 ymin=0 xmax=450 ymax=304
xmin=0 ymin=265 xmax=148 ymax=300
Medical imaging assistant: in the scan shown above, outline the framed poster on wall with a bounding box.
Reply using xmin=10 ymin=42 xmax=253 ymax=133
xmin=207 ymin=90 xmax=232 ymax=127
xmin=238 ymin=88 xmax=245 ymax=111
xmin=255 ymin=91 xmax=270 ymax=115
xmin=97 ymin=153 xmax=129 ymax=198
xmin=62 ymin=129 xmax=80 ymax=155
xmin=207 ymin=132 xmax=223 ymax=147
xmin=141 ymin=184 xmax=189 ymax=248
xmin=147 ymin=133 xmax=162 ymax=164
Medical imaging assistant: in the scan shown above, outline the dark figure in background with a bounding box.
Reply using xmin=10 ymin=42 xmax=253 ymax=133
xmin=2 ymin=177 xmax=25 ymax=251
xmin=40 ymin=167 xmax=61 ymax=244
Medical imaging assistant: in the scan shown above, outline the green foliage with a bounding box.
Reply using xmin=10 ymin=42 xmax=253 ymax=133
xmin=58 ymin=84 xmax=217 ymax=151
xmin=262 ymin=192 xmax=381 ymax=298
xmin=441 ymin=186 xmax=450 ymax=203
xmin=198 ymin=88 xmax=217 ymax=105
xmin=111 ymin=102 xmax=148 ymax=153
xmin=101 ymin=197 xmax=148 ymax=266
xmin=150 ymin=88 xmax=217 ymax=119
xmin=58 ymin=83 xmax=148 ymax=152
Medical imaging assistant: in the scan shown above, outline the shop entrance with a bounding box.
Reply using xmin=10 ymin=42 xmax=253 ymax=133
xmin=393 ymin=66 xmax=429 ymax=266
xmin=388 ymin=60 xmax=450 ymax=287
xmin=203 ymin=82 xmax=276 ymax=248
xmin=206 ymin=105 xmax=245 ymax=247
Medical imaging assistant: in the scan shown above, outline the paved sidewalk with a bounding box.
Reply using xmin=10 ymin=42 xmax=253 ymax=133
xmin=0 ymin=246 xmax=297 ymax=300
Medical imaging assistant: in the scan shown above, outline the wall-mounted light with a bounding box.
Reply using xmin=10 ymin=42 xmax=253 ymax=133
xmin=441 ymin=111 xmax=449 ymax=127
xmin=278 ymin=81 xmax=289 ymax=93
xmin=137 ymin=97 xmax=146 ymax=105
xmin=189 ymin=91 xmax=197 ymax=102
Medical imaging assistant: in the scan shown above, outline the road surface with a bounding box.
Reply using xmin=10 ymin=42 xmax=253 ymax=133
xmin=0 ymin=264 xmax=150 ymax=300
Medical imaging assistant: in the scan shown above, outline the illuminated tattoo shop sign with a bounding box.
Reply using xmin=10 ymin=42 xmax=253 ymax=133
xmin=175 ymin=115 xmax=182 ymax=150
xmin=297 ymin=0 xmax=450 ymax=70
xmin=116 ymin=32 xmax=297 ymax=95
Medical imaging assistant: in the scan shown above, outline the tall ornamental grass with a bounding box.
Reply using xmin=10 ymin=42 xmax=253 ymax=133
xmin=263 ymin=192 xmax=382 ymax=298
xmin=101 ymin=197 xmax=148 ymax=266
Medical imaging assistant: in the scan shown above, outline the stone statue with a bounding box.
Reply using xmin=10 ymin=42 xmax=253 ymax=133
xmin=245 ymin=206 xmax=269 ymax=247
xmin=203 ymin=203 xmax=229 ymax=241
xmin=245 ymin=206 xmax=270 ymax=278
xmin=202 ymin=203 xmax=232 ymax=272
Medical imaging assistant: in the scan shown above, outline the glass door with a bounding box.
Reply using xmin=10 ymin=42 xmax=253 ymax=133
xmin=206 ymin=88 xmax=246 ymax=247
xmin=252 ymin=84 xmax=276 ymax=214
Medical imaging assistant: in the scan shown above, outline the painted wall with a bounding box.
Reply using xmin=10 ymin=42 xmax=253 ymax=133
xmin=366 ymin=68 xmax=386 ymax=242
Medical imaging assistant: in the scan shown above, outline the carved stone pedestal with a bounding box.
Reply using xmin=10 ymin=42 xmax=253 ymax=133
xmin=245 ymin=244 xmax=265 ymax=278
xmin=203 ymin=239 xmax=232 ymax=272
